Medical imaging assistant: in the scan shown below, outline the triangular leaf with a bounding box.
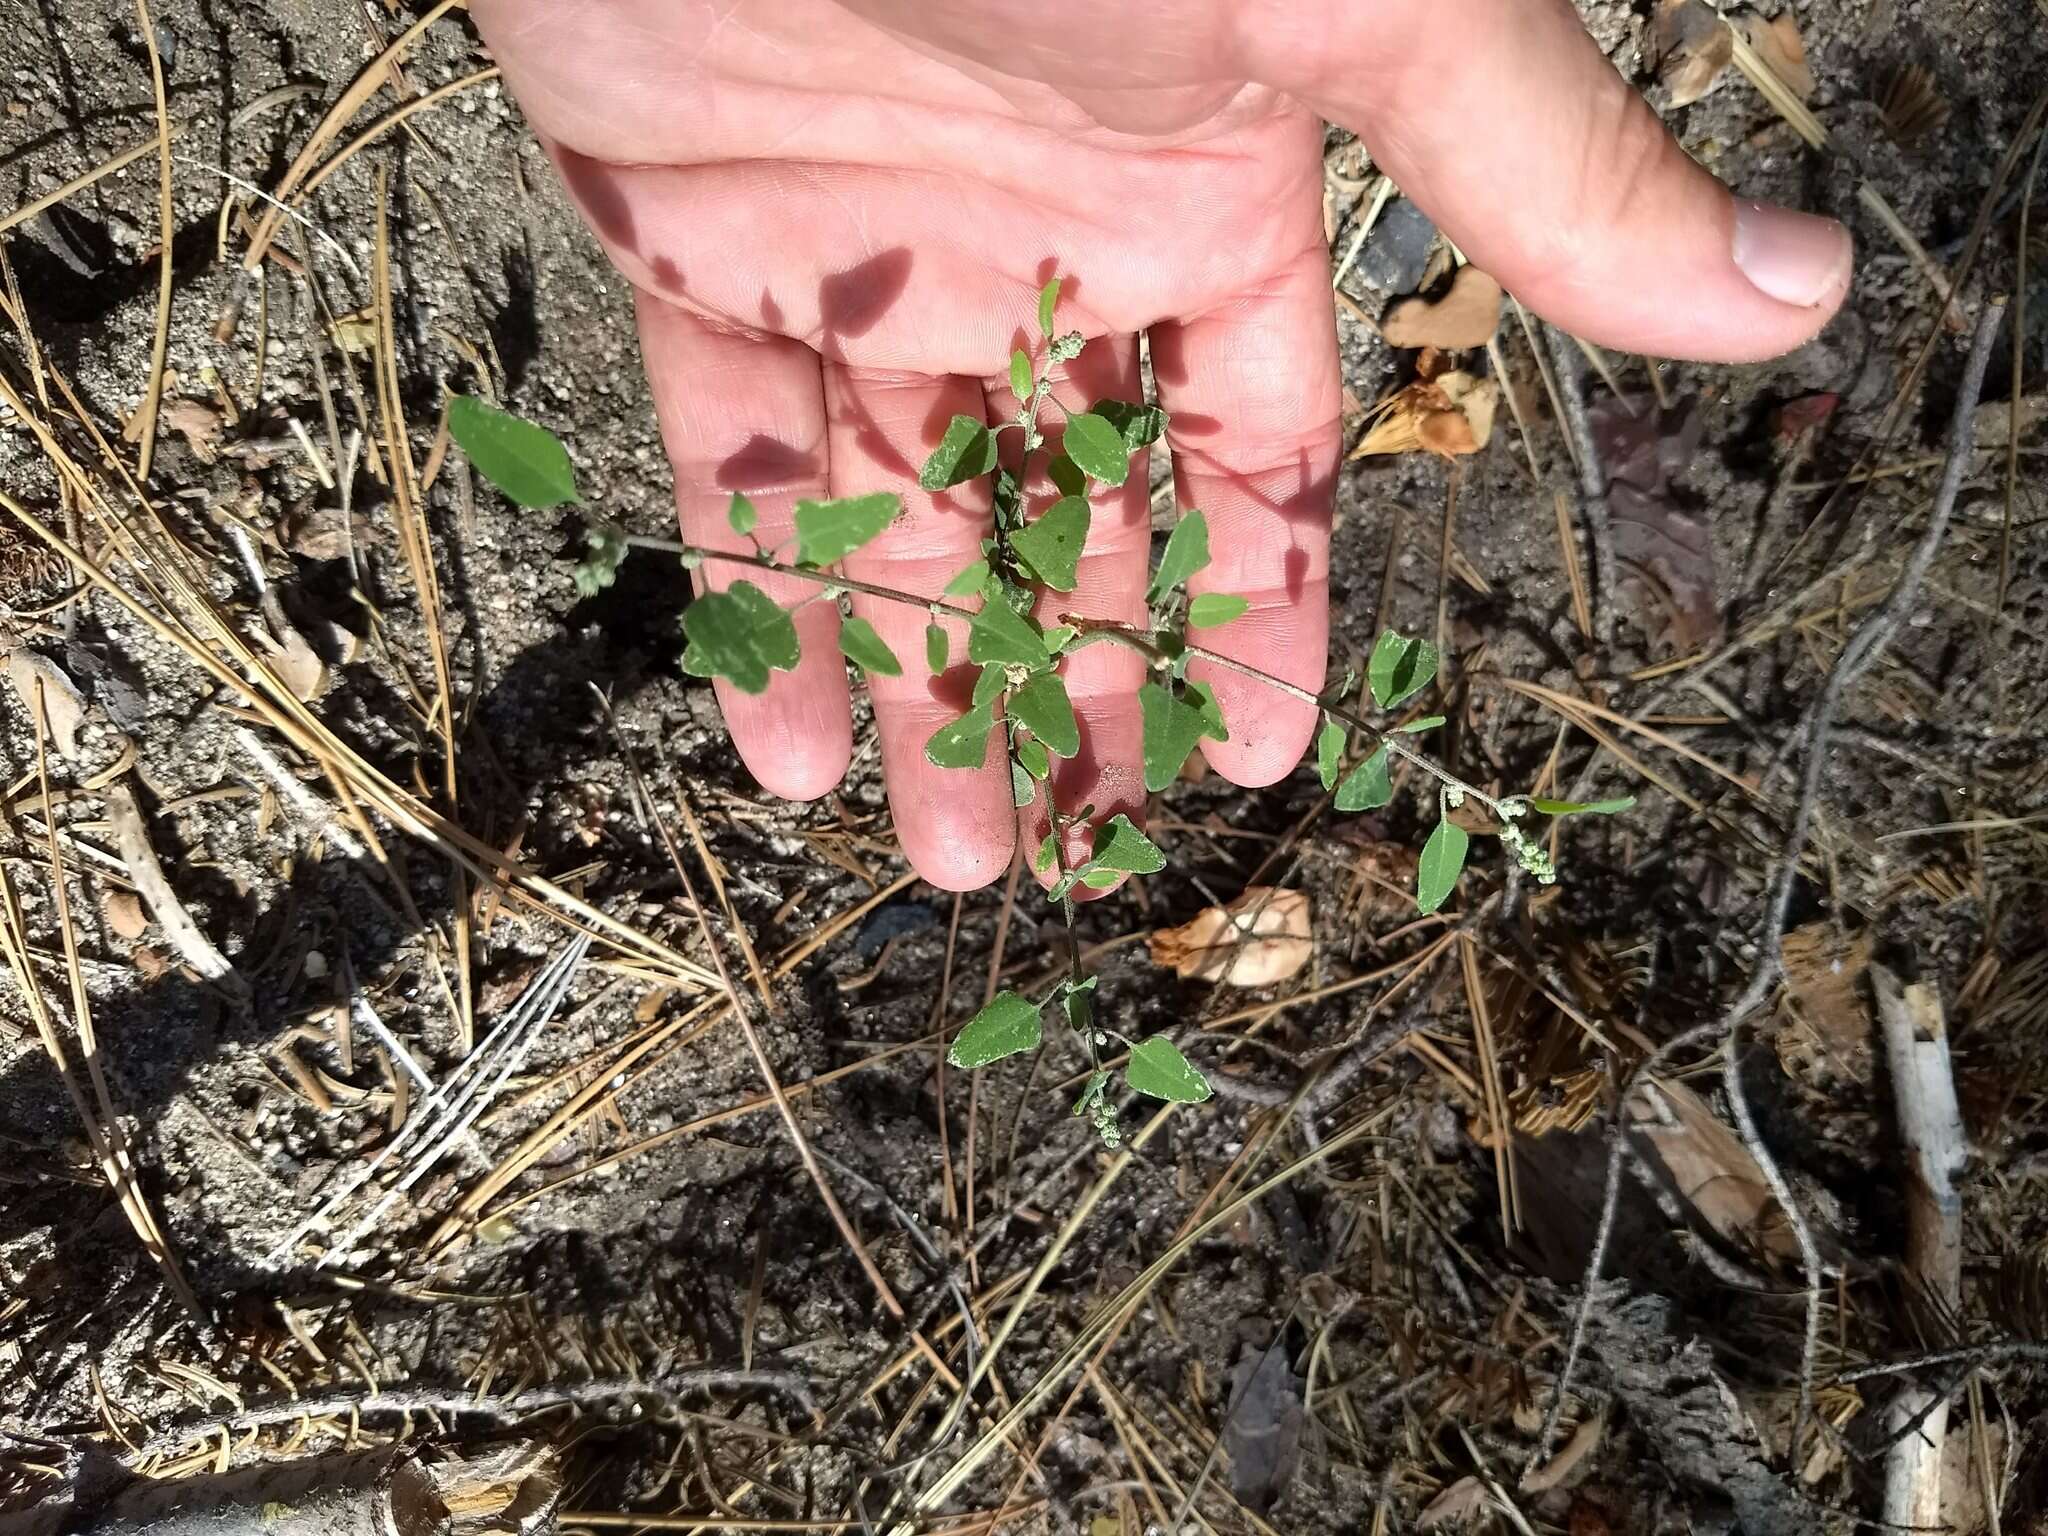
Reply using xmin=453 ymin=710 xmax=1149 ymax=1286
xmin=1090 ymin=812 xmax=1165 ymax=875
xmin=1008 ymin=670 xmax=1080 ymax=758
xmin=1416 ymin=818 xmax=1470 ymax=914
xmin=968 ymin=591 xmax=1050 ymax=668
xmin=1334 ymin=744 xmax=1391 ymax=812
xmin=1148 ymin=511 xmax=1211 ymax=605
xmin=1016 ymin=736 xmax=1051 ymax=779
xmin=925 ymin=704 xmax=997 ymax=769
xmin=1187 ymin=592 xmax=1249 ymax=628
xmin=1012 ymin=760 xmax=1034 ymax=807
xmin=1012 ymin=496 xmax=1091 ymax=592
xmin=948 ymin=992 xmax=1043 ymax=1068
xmin=945 ymin=558 xmax=991 ymax=596
xmin=448 ymin=395 xmax=579 ymax=509
xmin=1316 ymin=717 xmax=1344 ymax=791
xmin=925 ymin=622 xmax=949 ymax=676
xmin=1009 ymin=348 xmax=1034 ymax=402
xmin=1032 ymin=833 xmax=1058 ymax=873
xmin=1037 ymin=277 xmax=1061 ymax=337
xmin=1062 ymin=412 xmax=1130 ymax=486
xmin=1139 ymin=680 xmax=1224 ymax=792
xmin=680 ymin=581 xmax=799 ymax=695
xmin=1125 ymin=1036 xmax=1212 ymax=1103
xmin=972 ymin=663 xmax=1009 ymax=708
xmin=1089 ymin=398 xmax=1168 ymax=452
xmin=1367 ymin=629 xmax=1439 ymax=711
xmin=1529 ymin=796 xmax=1637 ymax=817
xmin=838 ymin=616 xmax=901 ymax=677
xmin=727 ymin=492 xmax=758 ymax=536
xmin=919 ymin=415 xmax=999 ymax=491
xmin=1048 ymin=454 xmax=1086 ymax=499
xmin=794 ymin=493 xmax=901 ymax=566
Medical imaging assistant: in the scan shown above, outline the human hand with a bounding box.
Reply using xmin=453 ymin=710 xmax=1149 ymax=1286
xmin=472 ymin=0 xmax=1851 ymax=891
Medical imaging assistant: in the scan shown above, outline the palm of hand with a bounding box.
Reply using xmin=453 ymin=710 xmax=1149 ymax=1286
xmin=477 ymin=0 xmax=1340 ymax=888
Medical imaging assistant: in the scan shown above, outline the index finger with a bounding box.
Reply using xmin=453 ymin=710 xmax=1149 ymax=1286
xmin=1147 ymin=247 xmax=1344 ymax=786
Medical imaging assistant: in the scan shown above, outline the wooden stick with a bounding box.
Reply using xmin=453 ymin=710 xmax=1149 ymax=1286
xmin=1874 ymin=964 xmax=1965 ymax=1535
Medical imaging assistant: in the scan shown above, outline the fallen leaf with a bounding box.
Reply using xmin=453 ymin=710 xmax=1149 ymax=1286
xmin=162 ymin=397 xmax=224 ymax=463
xmin=1150 ymin=888 xmax=1312 ymax=988
xmin=1655 ymin=0 xmax=1733 ymax=106
xmin=1740 ymin=11 xmax=1814 ymax=101
xmin=1351 ymin=371 xmax=1500 ymax=460
xmin=1223 ymin=1339 xmax=1305 ymax=1514
xmin=1628 ymin=1077 xmax=1801 ymax=1263
xmin=6 ymin=649 xmax=88 ymax=759
xmin=1418 ymin=1476 xmax=1489 ymax=1529
xmin=1771 ymin=392 xmax=1840 ymax=440
xmin=131 ymin=944 xmax=170 ymax=980
xmin=1589 ymin=393 xmax=1717 ymax=654
xmin=1380 ymin=265 xmax=1503 ymax=350
xmin=1779 ymin=922 xmax=1873 ymax=1071
xmin=103 ymin=891 xmax=148 ymax=940
xmin=258 ymin=589 xmax=329 ymax=701
xmin=1522 ymin=1408 xmax=1607 ymax=1492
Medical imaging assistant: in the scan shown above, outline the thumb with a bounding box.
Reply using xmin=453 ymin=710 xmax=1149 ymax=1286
xmin=1252 ymin=0 xmax=1852 ymax=363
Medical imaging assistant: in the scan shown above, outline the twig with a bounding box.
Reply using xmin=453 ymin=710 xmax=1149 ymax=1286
xmin=129 ymin=0 xmax=174 ymax=482
xmin=105 ymin=782 xmax=248 ymax=1003
xmin=1544 ymin=324 xmax=1615 ymax=643
xmin=1532 ymin=301 xmax=2009 ymax=1472
xmin=1874 ymin=965 xmax=1966 ymax=1533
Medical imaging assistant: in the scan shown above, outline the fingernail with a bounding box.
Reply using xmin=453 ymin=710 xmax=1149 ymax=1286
xmin=1731 ymin=199 xmax=1853 ymax=308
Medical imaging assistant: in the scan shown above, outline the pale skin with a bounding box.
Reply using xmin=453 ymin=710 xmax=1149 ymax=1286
xmin=472 ymin=0 xmax=1854 ymax=891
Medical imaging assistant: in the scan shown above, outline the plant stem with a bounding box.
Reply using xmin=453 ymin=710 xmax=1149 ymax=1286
xmin=624 ymin=534 xmax=981 ymax=621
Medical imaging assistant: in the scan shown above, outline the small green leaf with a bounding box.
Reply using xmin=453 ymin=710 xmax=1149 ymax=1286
xmin=1010 ymin=348 xmax=1034 ymax=402
xmin=1187 ymin=592 xmax=1249 ymax=628
xmin=1529 ymin=796 xmax=1638 ymax=817
xmin=1139 ymin=680 xmax=1225 ymax=792
xmin=1047 ymin=455 xmax=1086 ymax=499
xmin=1017 ymin=736 xmax=1051 ymax=779
xmin=1061 ymin=412 xmax=1130 ymax=487
xmin=972 ymin=662 xmax=1009 ymax=708
xmin=925 ymin=704 xmax=997 ymax=770
xmin=1037 ymin=277 xmax=1061 ymax=337
xmin=794 ymin=492 xmax=901 ymax=566
xmin=1011 ymin=496 xmax=1091 ymax=593
xmin=1009 ymin=670 xmax=1080 ymax=758
xmin=1334 ymin=745 xmax=1391 ymax=812
xmin=1416 ymin=819 xmax=1470 ymax=914
xmin=838 ymin=616 xmax=901 ymax=678
xmin=680 ymin=581 xmax=800 ymax=695
xmin=1081 ymin=866 xmax=1124 ymax=889
xmin=1367 ymin=630 xmax=1439 ymax=711
xmin=1089 ymin=398 xmax=1168 ymax=451
xmin=574 ymin=523 xmax=628 ymax=597
xmin=1042 ymin=624 xmax=1078 ymax=653
xmin=1033 ymin=833 xmax=1058 ymax=873
xmin=1090 ymin=812 xmax=1165 ymax=875
xmin=1125 ymin=1036 xmax=1211 ymax=1104
xmin=945 ymin=558 xmax=991 ymax=596
xmin=925 ymin=622 xmax=949 ymax=676
xmin=968 ymin=592 xmax=1050 ymax=668
xmin=448 ymin=395 xmax=580 ymax=508
xmin=727 ymin=492 xmax=757 ymax=537
xmin=1059 ymin=976 xmax=1097 ymax=1032
xmin=1012 ymin=760 xmax=1034 ymax=807
xmin=919 ymin=415 xmax=999 ymax=491
xmin=948 ymin=992 xmax=1043 ymax=1068
xmin=1148 ymin=510 xmax=1211 ymax=606
xmin=1316 ymin=717 xmax=1344 ymax=791
xmin=1398 ymin=715 xmax=1447 ymax=732
xmin=1072 ymin=1068 xmax=1110 ymax=1116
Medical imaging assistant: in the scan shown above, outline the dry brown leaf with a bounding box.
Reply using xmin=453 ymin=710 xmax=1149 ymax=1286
xmin=1380 ymin=265 xmax=1503 ymax=350
xmin=1656 ymin=0 xmax=1733 ymax=106
xmin=6 ymin=649 xmax=88 ymax=759
xmin=162 ymin=398 xmax=225 ymax=463
xmin=131 ymin=944 xmax=170 ymax=981
xmin=1522 ymin=1408 xmax=1607 ymax=1492
xmin=1149 ymin=887 xmax=1312 ymax=988
xmin=258 ymin=590 xmax=329 ymax=702
xmin=103 ymin=890 xmax=149 ymax=940
xmin=1629 ymin=1077 xmax=1801 ymax=1262
xmin=1418 ymin=1475 xmax=1489 ymax=1529
xmin=1741 ymin=12 xmax=1814 ymax=101
xmin=1350 ymin=372 xmax=1500 ymax=460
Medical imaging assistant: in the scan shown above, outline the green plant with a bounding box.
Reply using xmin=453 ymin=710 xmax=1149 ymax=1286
xmin=450 ymin=281 xmax=1633 ymax=1143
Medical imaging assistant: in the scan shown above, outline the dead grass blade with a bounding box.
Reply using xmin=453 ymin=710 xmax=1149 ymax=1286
xmin=128 ymin=0 xmax=175 ymax=482
xmin=0 ymin=125 xmax=184 ymax=240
